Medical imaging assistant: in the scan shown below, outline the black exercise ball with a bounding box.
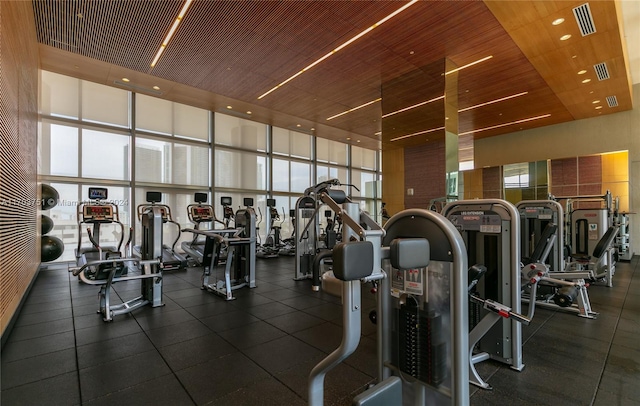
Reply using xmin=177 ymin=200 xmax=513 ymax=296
xmin=41 ymin=235 xmax=64 ymax=262
xmin=41 ymin=214 xmax=54 ymax=234
xmin=41 ymin=184 xmax=60 ymax=210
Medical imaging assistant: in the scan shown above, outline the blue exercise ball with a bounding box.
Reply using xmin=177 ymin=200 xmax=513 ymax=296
xmin=41 ymin=214 xmax=54 ymax=234
xmin=41 ymin=184 xmax=59 ymax=210
xmin=41 ymin=235 xmax=64 ymax=262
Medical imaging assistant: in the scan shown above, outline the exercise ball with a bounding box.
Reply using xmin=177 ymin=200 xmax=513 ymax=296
xmin=41 ymin=184 xmax=59 ymax=210
xmin=41 ymin=235 xmax=64 ymax=262
xmin=41 ymin=214 xmax=54 ymax=234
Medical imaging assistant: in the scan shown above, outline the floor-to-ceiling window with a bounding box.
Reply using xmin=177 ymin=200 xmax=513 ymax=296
xmin=39 ymin=71 xmax=382 ymax=262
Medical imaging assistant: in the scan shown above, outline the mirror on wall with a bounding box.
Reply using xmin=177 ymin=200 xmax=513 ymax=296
xmin=460 ymin=151 xmax=629 ymax=211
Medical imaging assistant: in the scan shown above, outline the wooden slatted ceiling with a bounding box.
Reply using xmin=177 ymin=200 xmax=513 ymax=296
xmin=32 ymin=0 xmax=632 ymax=150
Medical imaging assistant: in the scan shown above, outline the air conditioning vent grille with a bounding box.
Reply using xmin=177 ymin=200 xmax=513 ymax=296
xmin=573 ymin=3 xmax=597 ymax=36
xmin=606 ymin=96 xmax=618 ymax=108
xmin=593 ymin=63 xmax=610 ymax=81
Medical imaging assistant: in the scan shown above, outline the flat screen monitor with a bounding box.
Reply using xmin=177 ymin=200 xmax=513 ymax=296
xmin=88 ymin=187 xmax=108 ymax=200
xmin=220 ymin=196 xmax=232 ymax=206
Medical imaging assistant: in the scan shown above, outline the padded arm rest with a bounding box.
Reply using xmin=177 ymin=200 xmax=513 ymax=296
xmin=389 ymin=238 xmax=429 ymax=270
xmin=325 ymin=188 xmax=347 ymax=204
xmin=332 ymin=241 xmax=373 ymax=281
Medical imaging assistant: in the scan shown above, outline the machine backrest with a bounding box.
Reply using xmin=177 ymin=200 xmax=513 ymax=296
xmin=592 ymin=226 xmax=619 ymax=259
xmin=527 ymin=223 xmax=558 ymax=264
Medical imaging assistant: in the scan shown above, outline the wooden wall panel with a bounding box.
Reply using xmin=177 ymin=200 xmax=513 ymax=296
xmin=404 ymin=141 xmax=446 ymax=208
xmin=381 ymin=147 xmax=405 ymax=216
xmin=482 ymin=166 xmax=503 ymax=199
xmin=0 ymin=1 xmax=40 ymax=339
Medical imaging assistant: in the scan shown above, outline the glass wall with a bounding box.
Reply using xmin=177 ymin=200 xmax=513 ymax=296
xmin=38 ymin=70 xmax=382 ymax=262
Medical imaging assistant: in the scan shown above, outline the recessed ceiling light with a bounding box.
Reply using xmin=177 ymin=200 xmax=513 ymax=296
xmin=458 ymin=114 xmax=551 ymax=136
xmin=552 ymin=18 xmax=565 ymax=25
xmin=590 ymin=91 xmax=594 ymax=94
xmin=150 ymin=0 xmax=194 ymax=67
xmin=122 ymin=78 xmax=130 ymax=82
xmin=356 ymin=140 xmax=361 ymax=143
xmin=226 ymin=105 xmax=233 ymax=109
xmin=445 ymin=56 xmax=493 ymax=75
xmin=152 ymin=86 xmax=160 ymax=90
xmin=382 ymin=95 xmax=444 ymax=118
xmin=311 ymin=128 xmax=315 ymax=131
xmin=592 ymin=100 xmax=600 ymax=104
xmin=390 ymin=127 xmax=445 ymax=142
xmin=582 ymin=79 xmax=591 ymax=83
xmin=296 ymin=124 xmax=301 ymax=127
xmin=346 ymin=137 xmax=351 ymax=140
xmin=246 ymin=111 xmax=252 ymax=114
xmin=560 ymin=34 xmax=572 ymax=41
xmin=326 ymin=98 xmax=382 ymax=121
xmin=572 ymin=55 xmax=578 ymax=59
xmin=578 ymin=70 xmax=587 ymax=75
xmin=595 ymin=106 xmax=603 ymax=109
xmin=458 ymin=91 xmax=528 ymax=113
xmin=257 ymin=0 xmax=419 ymax=99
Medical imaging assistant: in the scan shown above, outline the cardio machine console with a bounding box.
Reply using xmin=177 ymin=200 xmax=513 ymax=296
xmin=190 ymin=205 xmax=214 ymax=222
xmin=83 ymin=205 xmax=115 ymax=223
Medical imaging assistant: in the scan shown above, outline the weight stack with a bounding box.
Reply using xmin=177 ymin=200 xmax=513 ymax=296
xmin=398 ymin=304 xmax=447 ymax=386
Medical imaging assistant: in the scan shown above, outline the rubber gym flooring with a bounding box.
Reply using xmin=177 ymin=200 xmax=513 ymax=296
xmin=2 ymin=256 xmax=640 ymax=405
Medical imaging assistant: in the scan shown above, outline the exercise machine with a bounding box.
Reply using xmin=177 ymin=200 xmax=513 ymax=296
xmin=558 ymin=225 xmax=619 ymax=287
xmin=74 ymin=187 xmax=129 ymax=280
xmin=183 ymin=197 xmax=257 ymax=300
xmin=442 ymin=199 xmax=527 ymax=388
xmin=308 ymin=185 xmax=536 ymax=405
xmin=309 ymin=200 xmax=469 ymax=405
xmin=181 ymin=193 xmax=225 ymax=265
xmin=70 ymin=199 xmax=164 ymax=322
xmin=257 ymin=198 xmax=281 ymax=258
xmin=133 ymin=191 xmax=187 ymax=271
xmin=294 ymin=179 xmax=354 ymax=281
xmin=520 ymin=223 xmax=597 ymax=318
xmin=516 ymin=200 xmax=565 ymax=272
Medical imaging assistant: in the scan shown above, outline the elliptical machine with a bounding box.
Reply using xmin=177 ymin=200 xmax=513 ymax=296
xmin=70 ymin=188 xmax=164 ymax=322
xmin=133 ymin=191 xmax=187 ymax=271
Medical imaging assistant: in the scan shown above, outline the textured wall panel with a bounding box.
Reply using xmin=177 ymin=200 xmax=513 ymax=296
xmin=0 ymin=1 xmax=40 ymax=338
xmin=404 ymin=141 xmax=446 ymax=208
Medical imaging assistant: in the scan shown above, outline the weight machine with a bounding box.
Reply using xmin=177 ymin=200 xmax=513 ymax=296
xmin=308 ymin=189 xmax=537 ymax=405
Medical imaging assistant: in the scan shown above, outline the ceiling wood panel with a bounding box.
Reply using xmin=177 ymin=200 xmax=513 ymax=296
xmin=33 ymin=0 xmax=632 ymax=151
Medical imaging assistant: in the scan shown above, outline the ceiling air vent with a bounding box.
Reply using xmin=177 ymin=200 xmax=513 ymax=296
xmin=593 ymin=62 xmax=610 ymax=81
xmin=606 ymin=96 xmax=618 ymax=108
xmin=573 ymin=3 xmax=596 ymax=36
